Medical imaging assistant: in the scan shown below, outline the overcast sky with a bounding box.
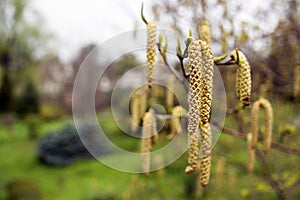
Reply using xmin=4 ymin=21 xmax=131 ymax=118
xmin=30 ymin=0 xmax=151 ymax=62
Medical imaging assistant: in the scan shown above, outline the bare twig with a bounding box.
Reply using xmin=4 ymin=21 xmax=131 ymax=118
xmin=157 ymin=43 xmax=189 ymax=90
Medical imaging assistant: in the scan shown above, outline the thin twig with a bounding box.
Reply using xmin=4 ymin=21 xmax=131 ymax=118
xmin=176 ymin=54 xmax=189 ymax=78
xmin=157 ymin=43 xmax=189 ymax=91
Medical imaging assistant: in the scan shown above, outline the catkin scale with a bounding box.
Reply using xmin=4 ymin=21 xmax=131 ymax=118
xmin=230 ymin=50 xmax=251 ymax=105
xmin=146 ymin=22 xmax=157 ymax=88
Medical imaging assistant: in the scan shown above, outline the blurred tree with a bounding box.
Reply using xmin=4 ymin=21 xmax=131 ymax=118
xmin=0 ymin=0 xmax=47 ymax=113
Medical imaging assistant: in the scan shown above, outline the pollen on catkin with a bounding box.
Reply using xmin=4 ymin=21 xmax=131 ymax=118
xmin=146 ymin=22 xmax=157 ymax=89
xmin=251 ymin=98 xmax=273 ymax=152
xmin=141 ymin=112 xmax=156 ymax=175
xmin=230 ymin=49 xmax=251 ymax=105
xmin=247 ymin=132 xmax=255 ymax=172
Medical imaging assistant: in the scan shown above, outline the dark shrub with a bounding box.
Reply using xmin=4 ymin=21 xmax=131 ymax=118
xmin=37 ymin=123 xmax=111 ymax=166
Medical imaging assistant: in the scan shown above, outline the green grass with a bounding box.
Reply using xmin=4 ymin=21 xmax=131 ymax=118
xmin=0 ymin=100 xmax=300 ymax=199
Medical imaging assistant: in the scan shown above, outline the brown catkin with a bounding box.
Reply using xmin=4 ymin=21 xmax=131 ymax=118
xmin=230 ymin=50 xmax=251 ymax=105
xmin=141 ymin=112 xmax=156 ymax=175
xmin=294 ymin=66 xmax=300 ymax=101
xmin=199 ymin=123 xmax=212 ymax=186
xmin=251 ymin=98 xmax=273 ymax=152
xmin=247 ymin=132 xmax=255 ymax=172
xmin=146 ymin=22 xmax=156 ymax=88
xmin=185 ymin=40 xmax=202 ymax=173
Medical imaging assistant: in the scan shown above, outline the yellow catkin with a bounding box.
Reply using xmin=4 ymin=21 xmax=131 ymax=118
xmin=199 ymin=123 xmax=212 ymax=186
xmin=141 ymin=112 xmax=156 ymax=175
xmin=169 ymin=106 xmax=184 ymax=139
xmin=247 ymin=132 xmax=255 ymax=173
xmin=230 ymin=50 xmax=251 ymax=105
xmin=130 ymin=94 xmax=140 ymax=133
xmin=198 ymin=20 xmax=211 ymax=44
xmin=251 ymin=100 xmax=260 ymax=148
xmin=138 ymin=91 xmax=148 ymax=119
xmin=199 ymin=40 xmax=214 ymax=125
xmin=259 ymin=99 xmax=273 ymax=152
xmin=294 ymin=66 xmax=300 ymax=101
xmin=146 ymin=22 xmax=157 ymax=88
xmin=166 ymin=75 xmax=176 ymax=109
xmin=130 ymin=88 xmax=148 ymax=133
xmin=150 ymin=112 xmax=158 ymax=146
xmin=251 ymin=98 xmax=273 ymax=152
xmin=185 ymin=40 xmax=202 ymax=173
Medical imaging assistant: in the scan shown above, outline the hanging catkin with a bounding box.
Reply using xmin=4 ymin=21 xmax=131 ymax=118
xmin=146 ymin=22 xmax=157 ymax=88
xmin=166 ymin=75 xmax=176 ymax=110
xmin=230 ymin=49 xmax=251 ymax=105
xmin=141 ymin=112 xmax=156 ymax=175
xmin=130 ymin=94 xmax=140 ymax=133
xmin=169 ymin=106 xmax=184 ymax=139
xmin=185 ymin=40 xmax=202 ymax=173
xmin=130 ymin=89 xmax=148 ymax=133
xmin=198 ymin=20 xmax=211 ymax=44
xmin=199 ymin=40 xmax=214 ymax=125
xmin=251 ymin=98 xmax=273 ymax=152
xmin=247 ymin=132 xmax=255 ymax=172
xmin=199 ymin=123 xmax=212 ymax=186
xmin=294 ymin=66 xmax=300 ymax=101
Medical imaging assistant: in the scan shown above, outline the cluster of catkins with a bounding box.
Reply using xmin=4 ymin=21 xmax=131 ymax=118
xmin=137 ymin=12 xmax=274 ymax=187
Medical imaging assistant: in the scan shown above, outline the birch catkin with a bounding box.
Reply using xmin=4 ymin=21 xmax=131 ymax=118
xmin=294 ymin=66 xmax=300 ymax=101
xmin=166 ymin=75 xmax=176 ymax=109
xmin=130 ymin=94 xmax=140 ymax=133
xmin=146 ymin=22 xmax=157 ymax=88
xmin=169 ymin=106 xmax=183 ymax=138
xmin=230 ymin=50 xmax=251 ymax=105
xmin=251 ymin=98 xmax=273 ymax=152
xmin=259 ymin=99 xmax=273 ymax=152
xmin=141 ymin=112 xmax=156 ymax=175
xmin=247 ymin=132 xmax=255 ymax=172
xmin=199 ymin=20 xmax=211 ymax=44
xmin=199 ymin=123 xmax=212 ymax=186
xmin=199 ymin=40 xmax=214 ymax=125
xmin=185 ymin=40 xmax=202 ymax=173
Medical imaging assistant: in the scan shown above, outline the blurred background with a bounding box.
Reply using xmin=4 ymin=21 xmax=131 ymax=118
xmin=0 ymin=0 xmax=300 ymax=199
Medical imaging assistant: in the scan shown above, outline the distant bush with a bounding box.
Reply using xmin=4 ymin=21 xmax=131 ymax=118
xmin=6 ymin=178 xmax=43 ymax=200
xmin=37 ymin=123 xmax=111 ymax=166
